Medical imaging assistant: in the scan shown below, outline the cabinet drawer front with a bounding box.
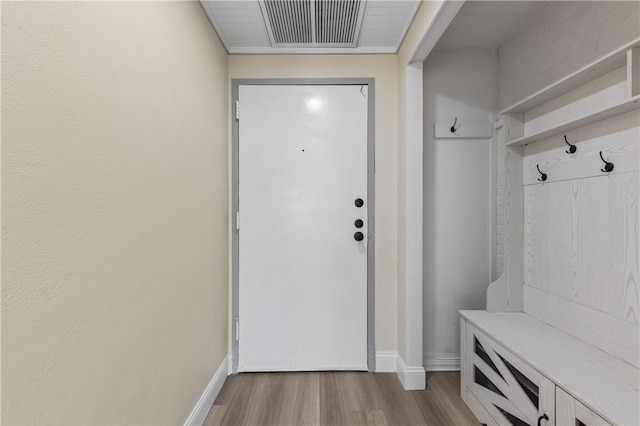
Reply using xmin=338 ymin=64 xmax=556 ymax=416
xmin=466 ymin=324 xmax=541 ymax=425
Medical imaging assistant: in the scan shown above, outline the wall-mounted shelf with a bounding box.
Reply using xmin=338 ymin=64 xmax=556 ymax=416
xmin=506 ymin=95 xmax=640 ymax=146
xmin=502 ymin=38 xmax=640 ymax=148
xmin=501 ymin=38 xmax=640 ymax=115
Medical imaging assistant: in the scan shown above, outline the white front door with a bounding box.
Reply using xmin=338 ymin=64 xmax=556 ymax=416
xmin=237 ymin=84 xmax=370 ymax=372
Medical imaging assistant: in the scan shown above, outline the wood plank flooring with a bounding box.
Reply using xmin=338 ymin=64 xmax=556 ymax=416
xmin=204 ymin=371 xmax=481 ymax=426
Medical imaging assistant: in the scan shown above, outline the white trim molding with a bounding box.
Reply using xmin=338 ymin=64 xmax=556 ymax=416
xmin=396 ymin=353 xmax=426 ymax=390
xmin=184 ymin=354 xmax=230 ymax=426
xmin=423 ymin=356 xmax=461 ymax=372
xmin=375 ymin=351 xmax=398 ymax=373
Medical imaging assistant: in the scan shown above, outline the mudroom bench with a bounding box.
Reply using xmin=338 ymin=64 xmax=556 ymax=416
xmin=460 ymin=310 xmax=639 ymax=426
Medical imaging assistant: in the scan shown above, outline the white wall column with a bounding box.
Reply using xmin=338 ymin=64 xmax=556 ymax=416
xmin=399 ymin=62 xmax=426 ymax=389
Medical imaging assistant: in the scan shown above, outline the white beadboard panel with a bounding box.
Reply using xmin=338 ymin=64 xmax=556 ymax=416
xmin=201 ymin=1 xmax=271 ymax=49
xmin=523 ymin=286 xmax=639 ymax=368
xmin=498 ymin=1 xmax=640 ymax=110
xmin=201 ymin=0 xmax=419 ymax=53
xmin=522 ymin=67 xmax=628 ymax=136
xmin=522 ymin=109 xmax=640 ymax=185
xmin=358 ymin=1 xmax=420 ymax=49
xmin=610 ymin=172 xmax=640 ymax=323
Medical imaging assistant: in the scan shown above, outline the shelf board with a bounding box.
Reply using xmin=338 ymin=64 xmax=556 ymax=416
xmin=506 ymin=95 xmax=640 ymax=146
xmin=501 ymin=38 xmax=640 ymax=114
xmin=506 ymin=96 xmax=640 ymax=146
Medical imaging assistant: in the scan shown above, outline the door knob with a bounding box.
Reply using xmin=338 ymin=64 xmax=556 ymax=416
xmin=354 ymin=219 xmax=364 ymax=228
xmin=354 ymin=198 xmax=364 ymax=207
xmin=354 ymin=232 xmax=364 ymax=241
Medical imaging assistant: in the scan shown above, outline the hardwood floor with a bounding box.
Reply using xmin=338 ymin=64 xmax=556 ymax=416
xmin=204 ymin=371 xmax=481 ymax=426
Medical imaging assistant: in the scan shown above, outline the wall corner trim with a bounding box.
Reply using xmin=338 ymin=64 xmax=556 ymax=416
xmin=184 ymin=353 xmax=230 ymax=426
xmin=396 ymin=353 xmax=426 ymax=390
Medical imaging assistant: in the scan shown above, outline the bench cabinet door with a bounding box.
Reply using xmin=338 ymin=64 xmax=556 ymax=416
xmin=556 ymin=387 xmax=612 ymax=426
xmin=463 ymin=323 xmax=554 ymax=426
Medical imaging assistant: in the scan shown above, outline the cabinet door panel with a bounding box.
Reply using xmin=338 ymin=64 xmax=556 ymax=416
xmin=467 ymin=324 xmax=541 ymax=425
xmin=538 ymin=377 xmax=555 ymax=426
xmin=576 ymin=401 xmax=612 ymax=426
xmin=556 ymin=387 xmax=612 ymax=426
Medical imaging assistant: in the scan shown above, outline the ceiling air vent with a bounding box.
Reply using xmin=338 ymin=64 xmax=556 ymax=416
xmin=260 ymin=0 xmax=366 ymax=47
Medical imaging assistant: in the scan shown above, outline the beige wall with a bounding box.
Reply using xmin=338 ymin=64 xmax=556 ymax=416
xmin=1 ymin=2 xmax=229 ymax=424
xmin=229 ymin=55 xmax=398 ymax=351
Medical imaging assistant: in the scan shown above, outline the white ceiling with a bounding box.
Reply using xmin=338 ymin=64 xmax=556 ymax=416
xmin=200 ymin=0 xmax=421 ymax=54
xmin=435 ymin=1 xmax=546 ymax=50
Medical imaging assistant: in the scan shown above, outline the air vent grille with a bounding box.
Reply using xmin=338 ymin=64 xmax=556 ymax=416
xmin=261 ymin=0 xmax=366 ymax=47
xmin=263 ymin=1 xmax=313 ymax=44
xmin=315 ymin=0 xmax=361 ymax=44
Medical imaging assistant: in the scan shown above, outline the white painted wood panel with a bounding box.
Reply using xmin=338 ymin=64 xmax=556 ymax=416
xmin=525 ymin=170 xmax=640 ymax=326
xmin=525 ymin=181 xmax=573 ymax=301
xmin=487 ymin=115 xmax=524 ymax=312
xmin=522 ymin=110 xmax=640 ymax=185
xmin=538 ymin=377 xmax=555 ymax=426
xmin=557 ymin=386 xmax=613 ymax=426
xmin=497 ymin=2 xmax=639 ymax=110
xmin=610 ymin=171 xmax=640 ymax=323
xmin=628 ymin=48 xmax=640 ymax=97
xmin=523 ymin=67 xmax=628 ymax=136
xmin=523 ymin=286 xmax=639 ymax=368
xmin=464 ymin=387 xmax=498 ymax=426
xmin=575 ymin=400 xmax=613 ymax=426
xmin=501 ymin=40 xmax=638 ymax=114
xmin=555 ymin=386 xmax=576 ymax=426
xmin=460 ymin=311 xmax=639 ymax=426
xmin=433 ymin=122 xmax=492 ymax=139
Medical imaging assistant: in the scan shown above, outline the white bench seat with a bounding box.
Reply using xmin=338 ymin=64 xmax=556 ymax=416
xmin=460 ymin=310 xmax=639 ymax=426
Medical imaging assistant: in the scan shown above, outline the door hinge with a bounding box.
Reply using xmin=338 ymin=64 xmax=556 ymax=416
xmin=235 ymin=317 xmax=240 ymax=341
xmin=235 ymin=211 xmax=240 ymax=231
xmin=235 ymin=100 xmax=240 ymax=120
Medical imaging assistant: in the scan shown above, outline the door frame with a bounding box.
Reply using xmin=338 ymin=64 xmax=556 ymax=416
xmin=231 ymin=78 xmax=376 ymax=373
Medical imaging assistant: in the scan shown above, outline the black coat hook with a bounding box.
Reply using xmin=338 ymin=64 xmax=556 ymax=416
xmin=599 ymin=151 xmax=614 ymax=173
xmin=450 ymin=117 xmax=459 ymax=133
xmin=564 ymin=135 xmax=576 ymax=154
xmin=537 ymin=164 xmax=547 ymax=182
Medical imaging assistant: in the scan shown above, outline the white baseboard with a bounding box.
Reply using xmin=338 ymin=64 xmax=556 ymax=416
xmin=375 ymin=351 xmax=398 ymax=372
xmin=423 ymin=356 xmax=460 ymax=372
xmin=184 ymin=353 xmax=230 ymax=426
xmin=396 ymin=354 xmax=426 ymax=390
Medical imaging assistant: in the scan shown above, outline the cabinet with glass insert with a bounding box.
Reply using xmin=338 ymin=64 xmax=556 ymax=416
xmin=462 ymin=324 xmax=554 ymax=426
